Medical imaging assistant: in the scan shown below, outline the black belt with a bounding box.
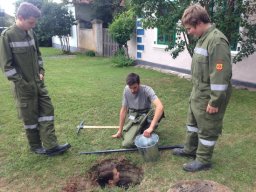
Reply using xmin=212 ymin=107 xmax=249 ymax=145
xmin=128 ymin=108 xmax=150 ymax=114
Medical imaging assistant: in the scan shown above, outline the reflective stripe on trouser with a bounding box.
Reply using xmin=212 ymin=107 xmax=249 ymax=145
xmin=14 ymin=81 xmax=58 ymax=149
xmin=184 ymin=104 xmax=199 ymax=154
xmin=196 ymin=136 xmax=218 ymax=163
xmin=184 ymin=126 xmax=198 ymax=154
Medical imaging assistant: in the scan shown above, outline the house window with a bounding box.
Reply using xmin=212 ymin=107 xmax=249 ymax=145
xmin=137 ymin=44 xmax=144 ymax=51
xmin=137 ymin=52 xmax=142 ymax=58
xmin=137 ymin=37 xmax=142 ymax=43
xmin=156 ymin=29 xmax=176 ymax=45
xmin=137 ymin=29 xmax=144 ymax=35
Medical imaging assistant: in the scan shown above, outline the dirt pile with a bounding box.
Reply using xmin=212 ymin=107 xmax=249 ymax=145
xmin=168 ymin=180 xmax=232 ymax=192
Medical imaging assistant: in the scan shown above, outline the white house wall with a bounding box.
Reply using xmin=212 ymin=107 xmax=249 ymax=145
xmin=130 ymin=20 xmax=256 ymax=88
xmin=232 ymin=53 xmax=256 ymax=86
xmin=135 ymin=28 xmax=192 ymax=71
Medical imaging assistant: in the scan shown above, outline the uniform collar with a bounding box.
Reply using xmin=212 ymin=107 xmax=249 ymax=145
xmin=198 ymin=23 xmax=216 ymax=44
xmin=13 ymin=24 xmax=32 ymax=38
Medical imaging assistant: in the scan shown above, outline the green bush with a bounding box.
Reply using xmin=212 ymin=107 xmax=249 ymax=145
xmin=85 ymin=50 xmax=96 ymax=57
xmin=109 ymin=10 xmax=135 ymax=47
xmin=111 ymin=49 xmax=134 ymax=67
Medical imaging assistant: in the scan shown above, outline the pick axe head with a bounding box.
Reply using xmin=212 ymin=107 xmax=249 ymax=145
xmin=76 ymin=120 xmax=84 ymax=135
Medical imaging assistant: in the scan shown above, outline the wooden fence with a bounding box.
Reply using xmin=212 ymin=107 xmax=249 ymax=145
xmin=103 ymin=28 xmax=119 ymax=57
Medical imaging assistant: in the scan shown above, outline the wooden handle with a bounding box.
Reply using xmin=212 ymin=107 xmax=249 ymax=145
xmin=82 ymin=126 xmax=119 ymax=129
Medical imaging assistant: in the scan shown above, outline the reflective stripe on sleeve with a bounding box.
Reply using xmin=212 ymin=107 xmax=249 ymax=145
xmin=211 ymin=84 xmax=228 ymax=91
xmin=199 ymin=138 xmax=216 ymax=146
xmin=187 ymin=125 xmax=198 ymax=133
xmin=194 ymin=47 xmax=208 ymax=56
xmin=38 ymin=116 xmax=54 ymax=122
xmin=24 ymin=124 xmax=38 ymax=129
xmin=5 ymin=69 xmax=17 ymax=77
xmin=9 ymin=39 xmax=35 ymax=48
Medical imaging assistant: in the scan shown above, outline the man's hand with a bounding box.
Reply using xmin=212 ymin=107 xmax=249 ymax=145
xmin=206 ymin=104 xmax=219 ymax=114
xmin=112 ymin=130 xmax=122 ymax=138
xmin=39 ymin=74 xmax=44 ymax=81
xmin=143 ymin=127 xmax=154 ymax=138
xmin=143 ymin=98 xmax=163 ymax=138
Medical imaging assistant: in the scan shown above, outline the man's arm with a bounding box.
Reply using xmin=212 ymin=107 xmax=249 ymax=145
xmin=207 ymin=40 xmax=231 ymax=114
xmin=112 ymin=106 xmax=128 ymax=138
xmin=0 ymin=34 xmax=21 ymax=82
xmin=143 ymin=98 xmax=164 ymax=137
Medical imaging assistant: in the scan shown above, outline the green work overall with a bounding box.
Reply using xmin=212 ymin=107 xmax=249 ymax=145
xmin=122 ymin=108 xmax=156 ymax=148
xmin=0 ymin=25 xmax=58 ymax=150
xmin=184 ymin=24 xmax=232 ymax=163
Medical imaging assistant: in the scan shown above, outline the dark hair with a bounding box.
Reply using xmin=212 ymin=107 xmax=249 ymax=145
xmin=96 ymin=163 xmax=116 ymax=188
xmin=182 ymin=4 xmax=211 ymax=27
xmin=16 ymin=2 xmax=41 ymax=19
xmin=126 ymin=73 xmax=140 ymax=86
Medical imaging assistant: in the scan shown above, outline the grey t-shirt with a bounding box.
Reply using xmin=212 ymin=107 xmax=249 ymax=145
xmin=122 ymin=85 xmax=158 ymax=110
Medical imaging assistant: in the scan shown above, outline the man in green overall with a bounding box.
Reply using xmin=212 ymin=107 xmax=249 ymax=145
xmin=172 ymin=4 xmax=232 ymax=172
xmin=0 ymin=2 xmax=71 ymax=156
xmin=112 ymin=73 xmax=164 ymax=148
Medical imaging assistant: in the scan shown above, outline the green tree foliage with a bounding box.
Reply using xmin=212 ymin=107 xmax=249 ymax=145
xmin=39 ymin=3 xmax=75 ymax=53
xmin=109 ymin=9 xmax=136 ymax=58
xmin=15 ymin=0 xmax=46 ymax=10
xmin=15 ymin=0 xmax=75 ymax=53
xmin=63 ymin=0 xmax=125 ymax=28
xmin=35 ymin=2 xmax=63 ymax=46
xmin=0 ymin=10 xmax=15 ymax=32
xmin=130 ymin=0 xmax=256 ymax=63
xmin=91 ymin=0 xmax=125 ymax=27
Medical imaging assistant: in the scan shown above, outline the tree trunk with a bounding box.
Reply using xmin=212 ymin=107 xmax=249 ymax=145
xmin=59 ymin=36 xmax=71 ymax=54
xmin=124 ymin=43 xmax=129 ymax=58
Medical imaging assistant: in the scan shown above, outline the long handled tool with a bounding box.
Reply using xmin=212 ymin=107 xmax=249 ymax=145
xmin=76 ymin=120 xmax=119 ymax=135
xmin=79 ymin=144 xmax=183 ymax=155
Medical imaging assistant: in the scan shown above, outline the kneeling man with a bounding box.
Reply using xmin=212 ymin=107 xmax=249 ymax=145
xmin=112 ymin=73 xmax=164 ymax=148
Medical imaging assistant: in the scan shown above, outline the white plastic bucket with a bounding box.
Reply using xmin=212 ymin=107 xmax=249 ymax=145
xmin=134 ymin=133 xmax=159 ymax=162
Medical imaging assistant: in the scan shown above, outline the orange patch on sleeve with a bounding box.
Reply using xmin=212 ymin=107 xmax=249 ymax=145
xmin=216 ymin=64 xmax=223 ymax=71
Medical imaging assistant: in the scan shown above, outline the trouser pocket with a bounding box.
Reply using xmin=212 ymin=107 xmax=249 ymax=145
xmin=15 ymin=79 xmax=35 ymax=98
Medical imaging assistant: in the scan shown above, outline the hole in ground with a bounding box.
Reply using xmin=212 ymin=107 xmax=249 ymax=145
xmin=62 ymin=158 xmax=143 ymax=192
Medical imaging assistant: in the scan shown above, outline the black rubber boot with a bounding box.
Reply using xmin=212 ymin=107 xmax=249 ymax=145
xmin=31 ymin=147 xmax=46 ymax=155
xmin=46 ymin=143 xmax=71 ymax=156
xmin=172 ymin=148 xmax=196 ymax=159
xmin=183 ymin=160 xmax=212 ymax=172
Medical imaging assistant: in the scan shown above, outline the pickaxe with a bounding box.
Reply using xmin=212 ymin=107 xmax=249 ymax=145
xmin=76 ymin=120 xmax=119 ymax=135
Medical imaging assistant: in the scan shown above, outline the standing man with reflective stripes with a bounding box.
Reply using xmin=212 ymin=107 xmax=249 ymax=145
xmin=0 ymin=2 xmax=71 ymax=156
xmin=172 ymin=4 xmax=232 ymax=172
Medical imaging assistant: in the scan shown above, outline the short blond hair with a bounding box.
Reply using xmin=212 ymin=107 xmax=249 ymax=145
xmin=181 ymin=4 xmax=210 ymax=27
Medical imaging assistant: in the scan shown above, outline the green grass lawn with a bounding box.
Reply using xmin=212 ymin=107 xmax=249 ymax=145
xmin=0 ymin=48 xmax=255 ymax=192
